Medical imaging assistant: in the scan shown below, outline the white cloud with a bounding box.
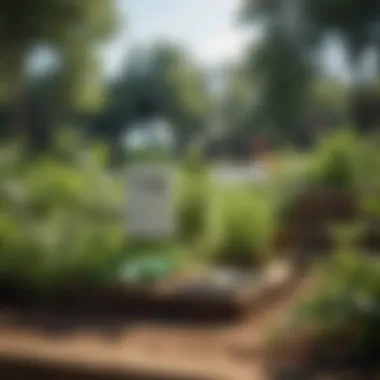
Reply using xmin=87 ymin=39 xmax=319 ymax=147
xmin=101 ymin=0 xmax=255 ymax=76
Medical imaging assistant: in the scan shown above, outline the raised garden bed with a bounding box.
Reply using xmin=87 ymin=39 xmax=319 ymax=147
xmin=279 ymin=188 xmax=361 ymax=254
xmin=0 ymin=261 xmax=301 ymax=380
xmin=0 ymin=262 xmax=296 ymax=323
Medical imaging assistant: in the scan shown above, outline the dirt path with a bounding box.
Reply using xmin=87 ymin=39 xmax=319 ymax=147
xmin=0 ymin=276 xmax=309 ymax=380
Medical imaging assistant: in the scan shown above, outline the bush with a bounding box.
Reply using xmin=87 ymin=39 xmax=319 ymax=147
xmin=266 ymin=238 xmax=380 ymax=375
xmin=274 ymin=131 xmax=362 ymax=253
xmin=284 ymin=229 xmax=380 ymax=360
xmin=309 ymin=130 xmax=357 ymax=189
xmin=183 ymin=145 xmax=205 ymax=173
xmin=297 ymin=255 xmax=380 ymax=349
xmin=353 ymin=136 xmax=380 ymax=227
xmin=352 ymin=135 xmax=380 ymax=191
xmin=0 ymin=142 xmax=126 ymax=292
xmin=177 ymin=171 xmax=210 ymax=244
xmin=212 ymin=190 xmax=275 ymax=268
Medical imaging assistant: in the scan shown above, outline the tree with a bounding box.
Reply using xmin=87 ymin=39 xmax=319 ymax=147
xmin=0 ymin=0 xmax=118 ymax=137
xmin=243 ymin=0 xmax=380 ymax=80
xmin=303 ymin=0 xmax=380 ymax=131
xmin=249 ymin=26 xmax=312 ymax=143
xmin=222 ymin=65 xmax=257 ymax=134
xmin=304 ymin=0 xmax=380 ymax=81
xmin=239 ymin=0 xmax=314 ymax=144
xmin=240 ymin=0 xmax=380 ymax=139
xmin=90 ymin=43 xmax=211 ymax=153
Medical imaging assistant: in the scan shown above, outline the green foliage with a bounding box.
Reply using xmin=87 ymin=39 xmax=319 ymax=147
xmin=0 ymin=0 xmax=119 ymax=138
xmin=126 ymin=147 xmax=173 ymax=163
xmin=347 ymin=135 xmax=380 ymax=232
xmin=250 ymin=26 xmax=312 ymax=140
xmin=0 ymin=140 xmax=125 ymax=292
xmin=239 ymin=0 xmax=315 ymax=145
xmin=305 ymin=130 xmax=380 ymax=192
xmin=94 ymin=43 xmax=211 ymax=148
xmin=177 ymin=171 xmax=210 ymax=244
xmin=285 ymin=221 xmax=380 ymax=355
xmin=273 ymin=138 xmax=340 ymax=223
xmin=353 ymin=135 xmax=380 ymax=189
xmin=212 ymin=189 xmax=275 ymax=268
xmin=309 ymin=130 xmax=357 ymax=189
xmin=244 ymin=0 xmax=380 ymax=72
xmin=329 ymin=222 xmax=365 ymax=252
xmin=222 ymin=65 xmax=258 ymax=135
xmin=240 ymin=0 xmax=380 ymax=146
xmin=183 ymin=146 xmax=205 ymax=173
xmin=304 ymin=0 xmax=380 ymax=65
xmin=293 ymin=253 xmax=380 ymax=346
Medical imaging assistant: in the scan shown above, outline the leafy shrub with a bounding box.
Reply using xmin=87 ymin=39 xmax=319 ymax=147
xmin=352 ymin=135 xmax=380 ymax=191
xmin=266 ymin=240 xmax=380 ymax=374
xmin=183 ymin=145 xmax=205 ymax=173
xmin=352 ymin=136 xmax=380 ymax=231
xmin=177 ymin=146 xmax=209 ymax=248
xmin=212 ymin=190 xmax=275 ymax=268
xmin=309 ymin=130 xmax=356 ymax=189
xmin=284 ymin=223 xmax=380 ymax=360
xmin=295 ymin=254 xmax=380 ymax=347
xmin=274 ymin=131 xmax=362 ymax=253
xmin=177 ymin=171 xmax=210 ymax=244
xmin=125 ymin=147 xmax=173 ymax=163
xmin=0 ymin=141 xmax=125 ymax=292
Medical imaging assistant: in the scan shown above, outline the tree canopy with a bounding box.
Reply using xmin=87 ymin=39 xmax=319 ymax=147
xmin=0 ymin=0 xmax=119 ymax=136
xmin=91 ymin=43 xmax=211 ymax=151
xmin=238 ymin=0 xmax=380 ymax=141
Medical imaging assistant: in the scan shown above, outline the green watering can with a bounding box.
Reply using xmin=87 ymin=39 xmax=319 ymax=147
xmin=120 ymin=256 xmax=176 ymax=285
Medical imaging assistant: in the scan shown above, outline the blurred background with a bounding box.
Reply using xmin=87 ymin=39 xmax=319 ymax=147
xmin=3 ymin=0 xmax=380 ymax=159
xmin=1 ymin=1 xmax=380 ymax=379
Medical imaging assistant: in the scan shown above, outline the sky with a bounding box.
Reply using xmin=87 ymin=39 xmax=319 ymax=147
xmin=29 ymin=0 xmax=355 ymax=82
xmin=101 ymin=0 xmax=254 ymax=77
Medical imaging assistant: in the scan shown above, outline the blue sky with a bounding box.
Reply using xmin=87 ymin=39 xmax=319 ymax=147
xmin=26 ymin=0 xmax=366 ymax=83
xmin=101 ymin=0 xmax=253 ymax=76
xmin=100 ymin=0 xmax=358 ymax=81
xmin=28 ymin=0 xmax=355 ymax=82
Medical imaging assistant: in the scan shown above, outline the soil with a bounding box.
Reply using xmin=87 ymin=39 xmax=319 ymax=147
xmin=0 ymin=271 xmax=375 ymax=380
xmin=0 ymin=274 xmax=304 ymax=380
xmin=0 ymin=264 xmax=295 ymax=323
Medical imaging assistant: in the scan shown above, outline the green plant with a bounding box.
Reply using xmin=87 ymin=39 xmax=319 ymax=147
xmin=285 ymin=235 xmax=380 ymax=358
xmin=352 ymin=136 xmax=380 ymax=190
xmin=183 ymin=145 xmax=205 ymax=173
xmin=212 ymin=190 xmax=275 ymax=268
xmin=310 ymin=130 xmax=356 ymax=189
xmin=177 ymin=171 xmax=210 ymax=244
xmin=0 ymin=142 xmax=126 ymax=292
xmin=329 ymin=222 xmax=366 ymax=253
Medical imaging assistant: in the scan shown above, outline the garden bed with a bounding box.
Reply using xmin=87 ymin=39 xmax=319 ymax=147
xmin=0 ymin=261 xmax=301 ymax=380
xmin=0 ymin=262 xmax=295 ymax=323
xmin=280 ymin=188 xmax=361 ymax=253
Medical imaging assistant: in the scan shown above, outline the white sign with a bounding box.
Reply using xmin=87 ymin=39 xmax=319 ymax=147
xmin=126 ymin=163 xmax=176 ymax=239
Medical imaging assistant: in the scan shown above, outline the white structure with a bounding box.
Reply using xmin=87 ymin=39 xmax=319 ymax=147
xmin=126 ymin=163 xmax=176 ymax=239
xmin=123 ymin=116 xmax=177 ymax=240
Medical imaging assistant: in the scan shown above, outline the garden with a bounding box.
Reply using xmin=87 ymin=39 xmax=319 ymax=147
xmin=1 ymin=127 xmax=380 ymax=379
xmin=0 ymin=129 xmax=289 ymax=321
